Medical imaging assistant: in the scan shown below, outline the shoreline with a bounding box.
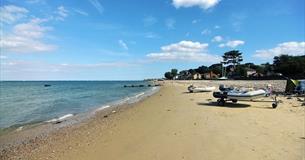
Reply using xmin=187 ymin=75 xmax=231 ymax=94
xmin=0 ymin=85 xmax=161 ymax=156
xmin=1 ymin=80 xmax=304 ymax=160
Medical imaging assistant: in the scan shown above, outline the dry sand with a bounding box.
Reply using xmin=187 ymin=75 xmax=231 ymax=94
xmin=1 ymin=80 xmax=304 ymax=160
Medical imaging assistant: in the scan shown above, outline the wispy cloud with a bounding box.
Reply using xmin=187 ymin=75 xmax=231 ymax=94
xmin=73 ymin=8 xmax=88 ymax=16
xmin=143 ymin=16 xmax=158 ymax=26
xmin=172 ymin=0 xmax=221 ymax=10
xmin=201 ymin=29 xmax=211 ymax=35
xmin=1 ymin=60 xmax=139 ymax=80
xmin=253 ymin=42 xmax=305 ymax=59
xmin=230 ymin=12 xmax=247 ymax=32
xmin=214 ymin=25 xmax=220 ymax=29
xmin=0 ymin=5 xmax=28 ymax=24
xmin=118 ymin=40 xmax=128 ymax=50
xmin=55 ymin=5 xmax=68 ymax=21
xmin=192 ymin=19 xmax=201 ymax=24
xmin=0 ymin=55 xmax=7 ymax=59
xmin=88 ymin=0 xmax=104 ymax=14
xmin=147 ymin=40 xmax=220 ymax=63
xmin=219 ymin=40 xmax=245 ymax=48
xmin=1 ymin=18 xmax=56 ymax=53
xmin=211 ymin=35 xmax=223 ymax=42
xmin=25 ymin=0 xmax=46 ymax=4
xmin=144 ymin=32 xmax=160 ymax=39
xmin=165 ymin=18 xmax=176 ymax=29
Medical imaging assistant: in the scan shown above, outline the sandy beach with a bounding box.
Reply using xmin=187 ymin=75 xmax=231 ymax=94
xmin=1 ymin=80 xmax=304 ymax=160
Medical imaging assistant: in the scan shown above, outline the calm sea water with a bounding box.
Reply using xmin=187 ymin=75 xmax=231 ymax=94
xmin=0 ymin=81 xmax=153 ymax=130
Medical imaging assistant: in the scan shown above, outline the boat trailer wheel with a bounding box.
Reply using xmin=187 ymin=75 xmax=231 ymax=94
xmin=231 ymin=99 xmax=238 ymax=103
xmin=217 ymin=98 xmax=225 ymax=106
xmin=272 ymin=102 xmax=278 ymax=108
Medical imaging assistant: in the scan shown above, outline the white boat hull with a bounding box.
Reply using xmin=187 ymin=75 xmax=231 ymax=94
xmin=189 ymin=86 xmax=216 ymax=92
xmin=227 ymin=89 xmax=266 ymax=100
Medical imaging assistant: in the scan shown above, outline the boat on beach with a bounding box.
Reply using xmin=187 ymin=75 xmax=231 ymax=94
xmin=226 ymin=89 xmax=266 ymax=100
xmin=188 ymin=85 xmax=216 ymax=93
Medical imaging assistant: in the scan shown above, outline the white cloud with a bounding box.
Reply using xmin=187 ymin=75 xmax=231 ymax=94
xmin=219 ymin=40 xmax=245 ymax=48
xmin=73 ymin=8 xmax=88 ymax=16
xmin=26 ymin=0 xmax=46 ymax=3
xmin=211 ymin=35 xmax=223 ymax=42
xmin=118 ymin=40 xmax=128 ymax=50
xmin=143 ymin=16 xmax=158 ymax=26
xmin=88 ymin=0 xmax=104 ymax=14
xmin=192 ymin=19 xmax=200 ymax=24
xmin=253 ymin=42 xmax=305 ymax=59
xmin=1 ymin=18 xmax=56 ymax=53
xmin=165 ymin=18 xmax=176 ymax=29
xmin=172 ymin=0 xmax=221 ymax=10
xmin=230 ymin=13 xmax=247 ymax=32
xmin=0 ymin=5 xmax=28 ymax=24
xmin=201 ymin=29 xmax=211 ymax=35
xmin=55 ymin=5 xmax=68 ymax=21
xmin=147 ymin=40 xmax=220 ymax=63
xmin=0 ymin=55 xmax=7 ymax=59
xmin=214 ymin=25 xmax=220 ymax=29
xmin=144 ymin=32 xmax=160 ymax=39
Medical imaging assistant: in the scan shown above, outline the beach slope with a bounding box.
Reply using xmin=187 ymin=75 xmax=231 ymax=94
xmin=2 ymin=81 xmax=304 ymax=160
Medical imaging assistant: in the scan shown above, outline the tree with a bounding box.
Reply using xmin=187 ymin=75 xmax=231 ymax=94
xmin=171 ymin=69 xmax=178 ymax=78
xmin=164 ymin=72 xmax=173 ymax=80
xmin=188 ymin=69 xmax=196 ymax=75
xmin=208 ymin=63 xmax=222 ymax=75
xmin=261 ymin=62 xmax=273 ymax=75
xmin=273 ymin=55 xmax=305 ymax=78
xmin=222 ymin=50 xmax=243 ymax=69
xmin=235 ymin=65 xmax=247 ymax=77
xmin=195 ymin=65 xmax=208 ymax=74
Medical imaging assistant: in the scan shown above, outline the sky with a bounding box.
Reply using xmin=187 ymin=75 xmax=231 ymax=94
xmin=0 ymin=0 xmax=304 ymax=80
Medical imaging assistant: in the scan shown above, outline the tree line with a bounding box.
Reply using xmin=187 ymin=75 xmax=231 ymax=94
xmin=164 ymin=50 xmax=305 ymax=80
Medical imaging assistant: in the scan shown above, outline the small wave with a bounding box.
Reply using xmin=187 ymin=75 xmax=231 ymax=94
xmin=135 ymin=92 xmax=145 ymax=98
xmin=46 ymin=114 xmax=74 ymax=123
xmin=95 ymin=105 xmax=111 ymax=111
xmin=16 ymin=126 xmax=23 ymax=131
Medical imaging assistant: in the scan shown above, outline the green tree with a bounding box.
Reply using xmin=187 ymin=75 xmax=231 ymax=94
xmin=208 ymin=63 xmax=222 ymax=75
xmin=188 ymin=69 xmax=196 ymax=75
xmin=171 ymin=69 xmax=178 ymax=78
xmin=195 ymin=65 xmax=208 ymax=74
xmin=235 ymin=65 xmax=247 ymax=77
xmin=273 ymin=55 xmax=305 ymax=78
xmin=222 ymin=50 xmax=243 ymax=69
xmin=164 ymin=72 xmax=173 ymax=80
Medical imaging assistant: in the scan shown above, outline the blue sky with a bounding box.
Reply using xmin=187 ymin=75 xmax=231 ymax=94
xmin=0 ymin=0 xmax=304 ymax=80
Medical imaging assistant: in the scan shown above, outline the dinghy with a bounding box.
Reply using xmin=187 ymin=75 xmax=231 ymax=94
xmin=188 ymin=85 xmax=216 ymax=93
xmin=227 ymin=89 xmax=266 ymax=100
xmin=213 ymin=85 xmax=278 ymax=108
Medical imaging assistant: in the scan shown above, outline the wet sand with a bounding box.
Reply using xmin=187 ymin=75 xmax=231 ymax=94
xmin=1 ymin=80 xmax=304 ymax=160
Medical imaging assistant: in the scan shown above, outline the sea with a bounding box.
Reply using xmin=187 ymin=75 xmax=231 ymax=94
xmin=0 ymin=81 xmax=157 ymax=133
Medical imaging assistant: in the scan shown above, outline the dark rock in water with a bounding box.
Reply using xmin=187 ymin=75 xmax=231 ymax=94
xmin=44 ymin=84 xmax=51 ymax=87
xmin=139 ymin=85 xmax=144 ymax=87
xmin=123 ymin=85 xmax=127 ymax=87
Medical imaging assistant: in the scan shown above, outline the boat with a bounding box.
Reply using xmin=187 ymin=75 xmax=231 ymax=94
xmin=188 ymin=85 xmax=216 ymax=93
xmin=226 ymin=89 xmax=266 ymax=100
xmin=213 ymin=85 xmax=278 ymax=108
xmin=218 ymin=76 xmax=228 ymax=80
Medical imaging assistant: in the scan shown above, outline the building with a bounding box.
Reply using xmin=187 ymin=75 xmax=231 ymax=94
xmin=246 ymin=68 xmax=257 ymax=77
xmin=192 ymin=73 xmax=202 ymax=80
xmin=203 ymin=71 xmax=219 ymax=79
